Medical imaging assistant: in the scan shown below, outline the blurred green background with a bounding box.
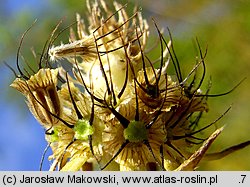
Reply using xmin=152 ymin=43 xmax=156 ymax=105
xmin=0 ymin=0 xmax=249 ymax=170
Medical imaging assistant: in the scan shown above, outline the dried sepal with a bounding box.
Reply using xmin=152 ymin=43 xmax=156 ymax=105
xmin=175 ymin=127 xmax=224 ymax=171
xmin=60 ymin=141 xmax=91 ymax=171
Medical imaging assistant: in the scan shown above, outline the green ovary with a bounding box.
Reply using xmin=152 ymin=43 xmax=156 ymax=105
xmin=123 ymin=120 xmax=148 ymax=142
xmin=49 ymin=128 xmax=59 ymax=142
xmin=46 ymin=127 xmax=59 ymax=143
xmin=73 ymin=119 xmax=94 ymax=141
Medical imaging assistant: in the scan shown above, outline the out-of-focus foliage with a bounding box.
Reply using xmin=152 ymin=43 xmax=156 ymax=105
xmin=0 ymin=0 xmax=249 ymax=170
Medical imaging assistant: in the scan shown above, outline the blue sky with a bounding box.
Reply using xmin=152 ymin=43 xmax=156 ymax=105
xmin=2 ymin=0 xmax=48 ymax=14
xmin=0 ymin=0 xmax=52 ymax=171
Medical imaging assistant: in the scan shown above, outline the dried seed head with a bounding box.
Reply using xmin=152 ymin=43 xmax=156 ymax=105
xmin=11 ymin=68 xmax=61 ymax=129
xmin=46 ymin=76 xmax=105 ymax=171
xmin=101 ymin=94 xmax=167 ymax=170
xmin=136 ymin=67 xmax=183 ymax=111
xmin=49 ymin=0 xmax=149 ymax=95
